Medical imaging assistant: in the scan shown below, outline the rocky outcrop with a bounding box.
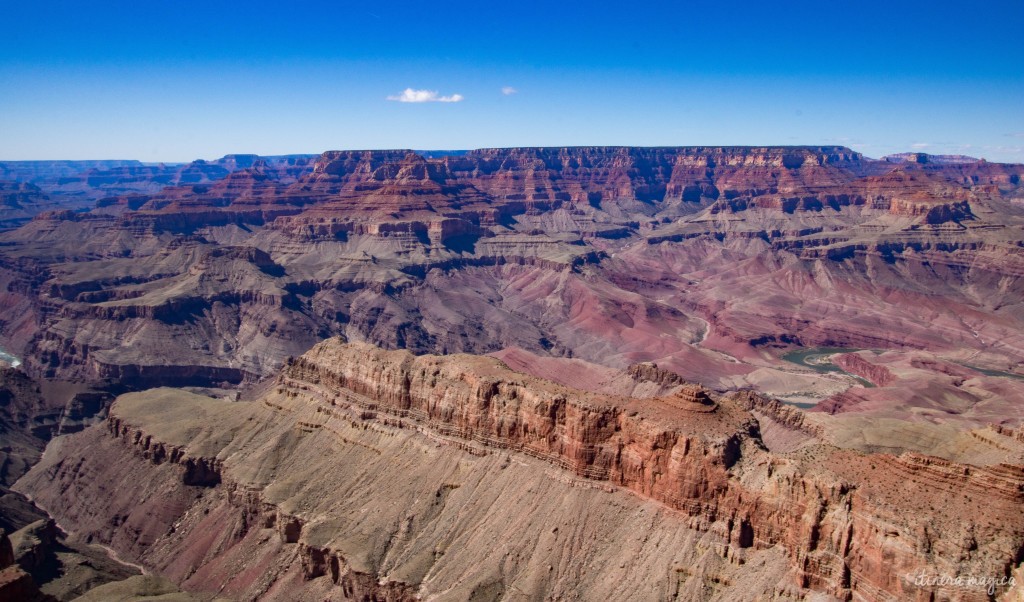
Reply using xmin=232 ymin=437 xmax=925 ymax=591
xmin=626 ymin=361 xmax=686 ymax=386
xmin=9 ymin=519 xmax=59 ymax=575
xmin=0 ymin=529 xmax=48 ymax=602
xmin=731 ymin=389 xmax=823 ymax=437
xmin=0 ymin=563 xmax=47 ymax=602
xmin=3 ymin=146 xmax=1022 ymax=397
xmin=18 ymin=341 xmax=1022 ymax=601
xmin=107 ymin=413 xmax=223 ymax=486
xmin=833 ymin=353 xmax=897 ymax=387
xmin=281 ymin=342 xmax=1024 ymax=600
xmin=285 ymin=342 xmax=749 ymax=484
xmin=0 ymin=182 xmax=63 ymax=230
xmin=994 ymin=424 xmax=1024 ymax=444
xmin=888 ymin=197 xmax=974 ymax=223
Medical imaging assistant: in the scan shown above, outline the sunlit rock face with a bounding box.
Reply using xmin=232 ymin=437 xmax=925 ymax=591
xmin=3 ymin=146 xmax=1024 ymax=600
xmin=1 ymin=147 xmax=1020 ymax=401
xmin=15 ymin=340 xmax=1024 ymax=601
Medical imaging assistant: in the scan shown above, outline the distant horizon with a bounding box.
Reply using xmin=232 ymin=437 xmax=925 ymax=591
xmin=0 ymin=145 xmax=1015 ymax=165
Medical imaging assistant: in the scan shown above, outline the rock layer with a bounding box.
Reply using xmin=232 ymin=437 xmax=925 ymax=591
xmin=16 ymin=340 xmax=1024 ymax=601
xmin=2 ymin=146 xmax=1022 ymax=402
xmin=3 ymin=147 xmax=1024 ymax=599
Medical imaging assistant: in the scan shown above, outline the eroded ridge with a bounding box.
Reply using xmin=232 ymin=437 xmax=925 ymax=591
xmin=16 ymin=339 xmax=1024 ymax=601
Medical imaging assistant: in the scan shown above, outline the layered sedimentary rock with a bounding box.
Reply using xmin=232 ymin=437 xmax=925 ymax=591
xmin=3 ymin=146 xmax=1024 ymax=601
xmin=26 ymin=154 xmax=316 ymax=203
xmin=0 ymin=528 xmax=45 ymax=602
xmin=0 ymin=369 xmax=49 ymax=486
xmin=0 ymin=182 xmax=64 ymax=230
xmin=0 ymin=147 xmax=1021 ymax=432
xmin=16 ymin=340 xmax=1024 ymax=601
xmin=0 ymin=155 xmax=317 ymax=228
xmin=0 ymin=161 xmax=143 ymax=184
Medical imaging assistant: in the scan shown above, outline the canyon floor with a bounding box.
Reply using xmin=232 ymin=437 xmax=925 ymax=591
xmin=0 ymin=147 xmax=1023 ymax=600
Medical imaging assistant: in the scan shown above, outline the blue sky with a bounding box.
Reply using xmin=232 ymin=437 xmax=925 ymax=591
xmin=1 ymin=0 xmax=1022 ymax=162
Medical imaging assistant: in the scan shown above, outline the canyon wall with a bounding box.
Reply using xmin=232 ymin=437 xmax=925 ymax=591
xmin=2 ymin=147 xmax=1022 ymax=398
xmin=16 ymin=340 xmax=1024 ymax=601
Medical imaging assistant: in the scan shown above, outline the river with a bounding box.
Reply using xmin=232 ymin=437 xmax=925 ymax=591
xmin=0 ymin=346 xmax=21 ymax=368
xmin=958 ymin=364 xmax=1024 ymax=382
xmin=781 ymin=347 xmax=875 ymax=388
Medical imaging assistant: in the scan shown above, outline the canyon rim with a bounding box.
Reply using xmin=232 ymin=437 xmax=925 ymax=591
xmin=3 ymin=1 xmax=1023 ymax=599
xmin=0 ymin=146 xmax=1022 ymax=601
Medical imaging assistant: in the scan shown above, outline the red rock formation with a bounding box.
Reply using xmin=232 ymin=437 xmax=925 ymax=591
xmin=282 ymin=342 xmax=1024 ymax=600
xmin=4 ymin=147 xmax=1020 ymax=389
xmin=0 ymin=146 xmax=1022 ymax=462
xmin=833 ymin=353 xmax=897 ymax=387
xmin=1 ymin=146 xmax=1022 ymax=601
xmin=16 ymin=341 xmax=1024 ymax=601
xmin=0 ymin=529 xmax=49 ymax=601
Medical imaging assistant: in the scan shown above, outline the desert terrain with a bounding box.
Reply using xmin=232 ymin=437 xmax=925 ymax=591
xmin=1 ymin=146 xmax=1023 ymax=600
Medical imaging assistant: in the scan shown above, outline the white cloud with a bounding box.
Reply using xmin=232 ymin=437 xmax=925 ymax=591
xmin=910 ymin=142 xmax=931 ymax=149
xmin=501 ymin=86 xmax=517 ymax=96
xmin=386 ymin=88 xmax=464 ymax=103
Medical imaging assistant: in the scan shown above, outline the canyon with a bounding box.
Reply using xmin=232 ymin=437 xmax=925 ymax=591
xmin=0 ymin=146 xmax=1022 ymax=600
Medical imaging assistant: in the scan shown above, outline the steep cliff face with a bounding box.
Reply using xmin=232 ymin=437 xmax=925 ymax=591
xmin=18 ymin=389 xmax=794 ymax=601
xmin=1 ymin=147 xmax=1022 ymax=434
xmin=47 ymin=146 xmax=880 ymax=238
xmin=281 ymin=342 xmax=1024 ymax=601
xmin=0 ymin=369 xmax=49 ymax=486
xmin=832 ymin=353 xmax=896 ymax=387
xmin=454 ymin=146 xmax=866 ymax=206
xmin=16 ymin=341 xmax=1024 ymax=601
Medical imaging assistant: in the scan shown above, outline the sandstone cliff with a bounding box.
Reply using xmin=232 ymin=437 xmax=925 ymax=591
xmin=3 ymin=146 xmax=1022 ymax=403
xmin=16 ymin=340 xmax=1024 ymax=601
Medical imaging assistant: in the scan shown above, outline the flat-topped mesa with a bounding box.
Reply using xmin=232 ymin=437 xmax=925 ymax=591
xmin=402 ymin=146 xmax=869 ymax=211
xmin=81 ymin=145 xmax=1007 ymax=235
xmin=884 ymin=153 xmax=982 ymax=165
xmin=461 ymin=146 xmax=864 ymax=167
